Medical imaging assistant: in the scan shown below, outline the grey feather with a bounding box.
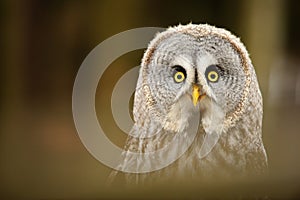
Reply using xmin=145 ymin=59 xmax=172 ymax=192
xmin=109 ymin=24 xmax=268 ymax=185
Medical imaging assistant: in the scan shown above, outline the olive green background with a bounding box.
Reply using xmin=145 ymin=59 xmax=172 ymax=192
xmin=1 ymin=0 xmax=300 ymax=199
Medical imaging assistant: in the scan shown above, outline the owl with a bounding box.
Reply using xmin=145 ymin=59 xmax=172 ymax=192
xmin=110 ymin=24 xmax=268 ymax=184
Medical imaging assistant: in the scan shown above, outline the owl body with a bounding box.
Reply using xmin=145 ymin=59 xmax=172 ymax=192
xmin=114 ymin=24 xmax=267 ymax=184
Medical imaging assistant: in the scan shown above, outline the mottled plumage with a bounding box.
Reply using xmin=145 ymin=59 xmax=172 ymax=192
xmin=110 ymin=24 xmax=268 ymax=184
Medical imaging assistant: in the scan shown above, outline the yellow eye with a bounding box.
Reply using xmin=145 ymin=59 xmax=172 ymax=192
xmin=174 ymin=71 xmax=185 ymax=83
xmin=207 ymin=71 xmax=219 ymax=82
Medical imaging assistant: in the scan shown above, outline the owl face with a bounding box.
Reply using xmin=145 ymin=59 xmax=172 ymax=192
xmin=145 ymin=32 xmax=246 ymax=121
xmin=121 ymin=24 xmax=266 ymax=177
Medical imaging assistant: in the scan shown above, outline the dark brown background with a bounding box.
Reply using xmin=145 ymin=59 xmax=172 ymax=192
xmin=1 ymin=0 xmax=300 ymax=199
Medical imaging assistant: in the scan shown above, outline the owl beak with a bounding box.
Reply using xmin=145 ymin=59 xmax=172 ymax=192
xmin=192 ymin=84 xmax=201 ymax=106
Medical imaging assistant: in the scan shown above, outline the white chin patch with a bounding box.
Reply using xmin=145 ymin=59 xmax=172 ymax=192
xmin=162 ymin=94 xmax=224 ymax=159
xmin=163 ymin=94 xmax=198 ymax=133
xmin=198 ymin=97 xmax=225 ymax=158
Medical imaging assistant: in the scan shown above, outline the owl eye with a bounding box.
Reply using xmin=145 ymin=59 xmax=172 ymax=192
xmin=174 ymin=71 xmax=185 ymax=83
xmin=205 ymin=65 xmax=220 ymax=83
xmin=172 ymin=65 xmax=186 ymax=83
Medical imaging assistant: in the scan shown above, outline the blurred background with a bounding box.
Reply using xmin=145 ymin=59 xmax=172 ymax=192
xmin=1 ymin=0 xmax=300 ymax=199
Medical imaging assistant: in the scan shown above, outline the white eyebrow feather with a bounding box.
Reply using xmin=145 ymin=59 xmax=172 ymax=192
xmin=196 ymin=53 xmax=218 ymax=100
xmin=170 ymin=55 xmax=196 ymax=85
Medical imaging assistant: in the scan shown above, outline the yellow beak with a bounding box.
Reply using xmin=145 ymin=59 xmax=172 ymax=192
xmin=192 ymin=84 xmax=201 ymax=106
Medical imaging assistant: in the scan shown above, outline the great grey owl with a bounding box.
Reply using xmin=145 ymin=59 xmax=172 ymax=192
xmin=110 ymin=24 xmax=268 ymax=184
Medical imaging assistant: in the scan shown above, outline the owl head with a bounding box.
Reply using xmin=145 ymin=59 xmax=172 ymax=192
xmin=132 ymin=24 xmax=262 ymax=158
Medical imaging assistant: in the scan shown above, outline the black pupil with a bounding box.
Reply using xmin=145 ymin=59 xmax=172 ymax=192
xmin=210 ymin=73 xmax=216 ymax=79
xmin=177 ymin=74 xmax=182 ymax=79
